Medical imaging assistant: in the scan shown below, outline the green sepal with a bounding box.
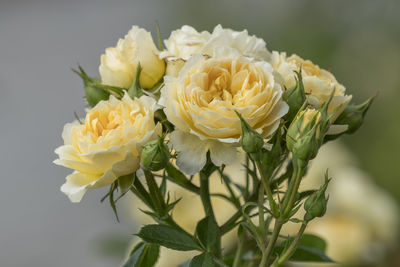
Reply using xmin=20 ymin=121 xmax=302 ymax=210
xmin=122 ymin=242 xmax=160 ymax=267
xmin=128 ymin=64 xmax=144 ymax=99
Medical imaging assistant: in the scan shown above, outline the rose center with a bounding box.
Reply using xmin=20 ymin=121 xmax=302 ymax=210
xmin=198 ymin=60 xmax=260 ymax=105
xmin=83 ymin=109 xmax=124 ymax=140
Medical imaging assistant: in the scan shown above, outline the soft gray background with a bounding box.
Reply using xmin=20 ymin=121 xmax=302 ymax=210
xmin=1 ymin=0 xmax=399 ymax=266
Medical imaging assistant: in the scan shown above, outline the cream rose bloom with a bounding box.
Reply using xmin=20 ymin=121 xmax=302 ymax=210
xmin=54 ymin=94 xmax=162 ymax=202
xmin=99 ymin=26 xmax=165 ymax=89
xmin=160 ymin=25 xmax=270 ymax=61
xmin=160 ymin=49 xmax=288 ymax=174
xmin=270 ymin=51 xmax=352 ymax=133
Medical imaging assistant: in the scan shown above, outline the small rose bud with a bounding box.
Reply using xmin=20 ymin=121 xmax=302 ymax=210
xmin=140 ymin=137 xmax=170 ymax=171
xmin=286 ymin=108 xmax=322 ymax=161
xmin=283 ymin=70 xmax=306 ymax=122
xmin=73 ymin=66 xmax=110 ymax=107
xmin=304 ymin=173 xmax=330 ymax=222
xmin=236 ymin=111 xmax=264 ymax=156
xmin=334 ymin=94 xmax=376 ymax=134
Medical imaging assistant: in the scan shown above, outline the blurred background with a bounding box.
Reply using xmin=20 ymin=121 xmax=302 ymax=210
xmin=0 ymin=0 xmax=399 ymax=266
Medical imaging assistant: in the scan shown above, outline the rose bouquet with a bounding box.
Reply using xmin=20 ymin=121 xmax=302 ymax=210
xmin=54 ymin=25 xmax=374 ymax=266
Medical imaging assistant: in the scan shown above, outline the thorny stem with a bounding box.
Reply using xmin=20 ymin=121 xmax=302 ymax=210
xmin=258 ymin=183 xmax=265 ymax=233
xmin=281 ymin=161 xmax=304 ymax=218
xmin=256 ymin=161 xmax=279 ymax=217
xmin=260 ymin=219 xmax=284 ymax=267
xmin=199 ymin=170 xmax=222 ymax=257
xmin=232 ymin=229 xmax=245 ymax=267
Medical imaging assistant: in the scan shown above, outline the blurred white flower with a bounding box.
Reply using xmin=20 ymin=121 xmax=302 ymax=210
xmin=289 ymin=141 xmax=399 ymax=265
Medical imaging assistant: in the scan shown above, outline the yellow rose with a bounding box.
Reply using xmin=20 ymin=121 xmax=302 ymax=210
xmin=54 ymin=94 xmax=161 ymax=202
xmin=160 ymin=49 xmax=288 ymax=174
xmin=160 ymin=25 xmax=271 ymax=61
xmin=270 ymin=51 xmax=352 ymax=133
xmin=99 ymin=26 xmax=165 ymax=89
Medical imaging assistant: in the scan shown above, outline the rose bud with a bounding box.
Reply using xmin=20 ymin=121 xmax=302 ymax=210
xmin=236 ymin=111 xmax=264 ymax=158
xmin=140 ymin=137 xmax=170 ymax=171
xmin=282 ymin=70 xmax=306 ymax=122
xmin=304 ymin=173 xmax=331 ymax=222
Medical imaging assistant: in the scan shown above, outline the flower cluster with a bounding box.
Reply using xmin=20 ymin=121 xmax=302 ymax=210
xmin=54 ymin=24 xmax=374 ymax=267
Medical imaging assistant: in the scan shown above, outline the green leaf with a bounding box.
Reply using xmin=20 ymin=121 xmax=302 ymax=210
xmin=189 ymin=253 xmax=215 ymax=267
xmin=122 ymin=242 xmax=160 ymax=267
xmin=195 ymin=216 xmax=220 ymax=252
xmin=298 ymin=234 xmax=327 ymax=252
xmin=282 ymin=234 xmax=333 ymax=262
xmin=137 ymin=224 xmax=201 ymax=251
